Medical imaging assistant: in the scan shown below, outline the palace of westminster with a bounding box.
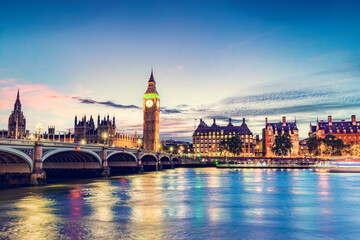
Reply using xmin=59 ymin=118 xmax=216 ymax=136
xmin=1 ymin=70 xmax=161 ymax=151
xmin=2 ymin=70 xmax=360 ymax=156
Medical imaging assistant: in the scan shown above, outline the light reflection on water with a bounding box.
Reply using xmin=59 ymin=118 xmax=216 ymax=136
xmin=1 ymin=168 xmax=360 ymax=239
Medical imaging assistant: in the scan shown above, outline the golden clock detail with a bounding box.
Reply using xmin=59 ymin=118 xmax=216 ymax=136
xmin=146 ymin=99 xmax=153 ymax=108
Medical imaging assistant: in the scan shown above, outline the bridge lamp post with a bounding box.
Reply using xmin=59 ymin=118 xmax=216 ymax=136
xmin=102 ymin=132 xmax=108 ymax=146
xmin=36 ymin=122 xmax=43 ymax=141
xmin=180 ymin=146 xmax=184 ymax=155
xmin=137 ymin=139 xmax=142 ymax=149
xmin=81 ymin=139 xmax=86 ymax=145
xmin=29 ymin=133 xmax=35 ymax=141
xmin=170 ymin=146 xmax=174 ymax=154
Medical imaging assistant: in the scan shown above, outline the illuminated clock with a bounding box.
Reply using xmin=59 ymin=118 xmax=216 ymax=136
xmin=157 ymin=100 xmax=160 ymax=108
xmin=146 ymin=99 xmax=153 ymax=108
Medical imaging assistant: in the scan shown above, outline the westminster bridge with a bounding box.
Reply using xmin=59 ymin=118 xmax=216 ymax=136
xmin=0 ymin=139 xmax=202 ymax=186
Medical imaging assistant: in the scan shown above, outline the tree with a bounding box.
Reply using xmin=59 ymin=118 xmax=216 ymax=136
xmin=219 ymin=135 xmax=243 ymax=156
xmin=272 ymin=133 xmax=293 ymax=156
xmin=307 ymin=136 xmax=321 ymax=156
xmin=342 ymin=142 xmax=360 ymax=157
xmin=323 ymin=134 xmax=344 ymax=156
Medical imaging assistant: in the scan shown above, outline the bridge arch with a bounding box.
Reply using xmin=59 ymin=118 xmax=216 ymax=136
xmin=42 ymin=148 xmax=102 ymax=169
xmin=141 ymin=153 xmax=158 ymax=166
xmin=160 ymin=156 xmax=171 ymax=164
xmin=107 ymin=151 xmax=138 ymax=167
xmin=172 ymin=157 xmax=181 ymax=165
xmin=0 ymin=147 xmax=33 ymax=173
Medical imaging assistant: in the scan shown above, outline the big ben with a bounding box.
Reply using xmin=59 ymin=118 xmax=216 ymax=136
xmin=143 ymin=69 xmax=160 ymax=151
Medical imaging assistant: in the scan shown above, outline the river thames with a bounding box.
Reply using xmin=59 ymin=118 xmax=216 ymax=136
xmin=1 ymin=168 xmax=360 ymax=239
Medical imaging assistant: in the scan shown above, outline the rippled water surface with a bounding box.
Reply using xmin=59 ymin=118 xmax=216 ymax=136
xmin=1 ymin=168 xmax=360 ymax=239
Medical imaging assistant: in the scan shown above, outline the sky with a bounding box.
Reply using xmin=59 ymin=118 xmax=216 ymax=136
xmin=1 ymin=0 xmax=360 ymax=142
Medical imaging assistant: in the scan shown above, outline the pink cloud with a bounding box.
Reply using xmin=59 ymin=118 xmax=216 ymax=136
xmin=0 ymin=78 xmax=16 ymax=84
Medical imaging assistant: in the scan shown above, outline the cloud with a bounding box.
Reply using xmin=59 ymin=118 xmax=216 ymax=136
xmin=223 ymin=88 xmax=335 ymax=105
xmin=228 ymin=29 xmax=279 ymax=49
xmin=161 ymin=107 xmax=182 ymax=114
xmin=0 ymin=79 xmax=15 ymax=84
xmin=72 ymin=97 xmax=141 ymax=109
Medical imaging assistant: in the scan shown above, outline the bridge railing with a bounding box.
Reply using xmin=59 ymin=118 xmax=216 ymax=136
xmin=0 ymin=138 xmax=177 ymax=157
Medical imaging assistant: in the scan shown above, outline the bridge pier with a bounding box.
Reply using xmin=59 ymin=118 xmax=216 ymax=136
xmin=137 ymin=150 xmax=144 ymax=173
xmin=101 ymin=146 xmax=111 ymax=177
xmin=30 ymin=141 xmax=46 ymax=186
xmin=170 ymin=155 xmax=175 ymax=169
xmin=157 ymin=153 xmax=163 ymax=171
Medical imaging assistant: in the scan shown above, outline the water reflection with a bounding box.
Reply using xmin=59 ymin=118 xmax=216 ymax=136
xmin=5 ymin=195 xmax=61 ymax=239
xmin=2 ymin=168 xmax=360 ymax=239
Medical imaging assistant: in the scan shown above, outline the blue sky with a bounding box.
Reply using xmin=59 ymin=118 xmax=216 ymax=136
xmin=1 ymin=0 xmax=360 ymax=141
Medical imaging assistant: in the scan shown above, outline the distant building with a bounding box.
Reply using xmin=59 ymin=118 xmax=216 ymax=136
xmin=74 ymin=115 xmax=138 ymax=147
xmin=309 ymin=115 xmax=360 ymax=144
xmin=41 ymin=126 xmax=74 ymax=143
xmin=8 ymin=90 xmax=26 ymax=139
xmin=161 ymin=139 xmax=192 ymax=147
xmin=263 ymin=117 xmax=299 ymax=157
xmin=299 ymin=138 xmax=309 ymax=157
xmin=0 ymin=130 xmax=8 ymax=138
xmin=193 ymin=118 xmax=254 ymax=157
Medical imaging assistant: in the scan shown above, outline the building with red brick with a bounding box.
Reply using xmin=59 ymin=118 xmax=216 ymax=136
xmin=262 ymin=116 xmax=299 ymax=157
xmin=309 ymin=115 xmax=360 ymax=143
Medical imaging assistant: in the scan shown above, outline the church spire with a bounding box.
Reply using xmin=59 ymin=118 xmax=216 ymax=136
xmin=17 ymin=89 xmax=20 ymax=100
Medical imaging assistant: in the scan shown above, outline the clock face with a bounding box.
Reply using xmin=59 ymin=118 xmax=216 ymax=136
xmin=157 ymin=100 xmax=160 ymax=108
xmin=146 ymin=99 xmax=153 ymax=108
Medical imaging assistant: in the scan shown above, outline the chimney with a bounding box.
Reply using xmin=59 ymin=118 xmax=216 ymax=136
xmin=243 ymin=118 xmax=246 ymax=124
xmin=328 ymin=115 xmax=332 ymax=126
xmin=229 ymin=118 xmax=232 ymax=124
xmin=352 ymin=115 xmax=356 ymax=125
xmin=282 ymin=116 xmax=286 ymax=126
xmin=265 ymin=117 xmax=268 ymax=125
xmin=213 ymin=119 xmax=216 ymax=124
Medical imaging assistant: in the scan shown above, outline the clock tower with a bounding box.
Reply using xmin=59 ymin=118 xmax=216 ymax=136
xmin=143 ymin=69 xmax=160 ymax=151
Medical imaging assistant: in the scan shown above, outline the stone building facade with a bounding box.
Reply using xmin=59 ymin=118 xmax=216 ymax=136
xmin=309 ymin=115 xmax=360 ymax=143
xmin=193 ymin=118 xmax=254 ymax=157
xmin=263 ymin=117 xmax=299 ymax=157
xmin=74 ymin=115 xmax=138 ymax=147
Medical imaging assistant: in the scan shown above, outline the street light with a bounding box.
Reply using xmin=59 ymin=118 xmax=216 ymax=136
xmin=102 ymin=132 xmax=108 ymax=145
xmin=29 ymin=134 xmax=35 ymax=141
xmin=81 ymin=139 xmax=86 ymax=145
xmin=36 ymin=122 xmax=43 ymax=140
xmin=170 ymin=146 xmax=174 ymax=154
xmin=137 ymin=138 xmax=142 ymax=149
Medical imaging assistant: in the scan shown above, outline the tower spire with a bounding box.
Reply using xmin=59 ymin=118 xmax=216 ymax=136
xmin=14 ymin=89 xmax=21 ymax=111
xmin=149 ymin=68 xmax=155 ymax=82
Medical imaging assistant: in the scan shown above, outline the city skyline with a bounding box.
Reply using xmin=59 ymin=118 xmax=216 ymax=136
xmin=1 ymin=0 xmax=360 ymax=141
